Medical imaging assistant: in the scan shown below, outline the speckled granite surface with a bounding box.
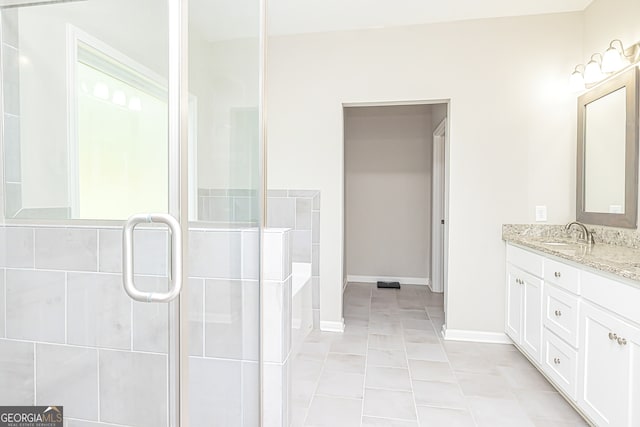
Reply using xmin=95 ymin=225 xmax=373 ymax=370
xmin=502 ymin=224 xmax=640 ymax=283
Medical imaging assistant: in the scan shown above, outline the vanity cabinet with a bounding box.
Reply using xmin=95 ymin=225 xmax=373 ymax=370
xmin=505 ymin=243 xmax=640 ymax=427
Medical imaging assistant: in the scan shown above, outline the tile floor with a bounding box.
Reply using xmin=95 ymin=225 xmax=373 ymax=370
xmin=291 ymin=283 xmax=589 ymax=427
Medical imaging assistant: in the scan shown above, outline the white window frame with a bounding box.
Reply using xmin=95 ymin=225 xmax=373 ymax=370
xmin=66 ymin=24 xmax=197 ymax=219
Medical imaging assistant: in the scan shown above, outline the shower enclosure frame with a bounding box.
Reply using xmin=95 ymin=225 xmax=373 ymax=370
xmin=167 ymin=0 xmax=189 ymax=424
xmin=0 ymin=0 xmax=268 ymax=425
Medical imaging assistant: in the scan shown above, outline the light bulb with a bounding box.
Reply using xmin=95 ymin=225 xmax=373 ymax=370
xmin=112 ymin=90 xmax=126 ymax=106
xmin=602 ymin=47 xmax=629 ymax=73
xmin=584 ymin=60 xmax=603 ymax=84
xmin=569 ymin=71 xmax=585 ymax=92
xmin=93 ymin=82 xmax=109 ymax=100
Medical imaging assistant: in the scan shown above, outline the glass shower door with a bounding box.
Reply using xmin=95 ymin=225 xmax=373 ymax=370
xmin=186 ymin=0 xmax=264 ymax=425
xmin=0 ymin=0 xmax=193 ymax=426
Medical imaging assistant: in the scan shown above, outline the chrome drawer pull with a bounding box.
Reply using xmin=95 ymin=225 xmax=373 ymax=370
xmin=618 ymin=337 xmax=628 ymax=346
xmin=609 ymin=332 xmax=618 ymax=341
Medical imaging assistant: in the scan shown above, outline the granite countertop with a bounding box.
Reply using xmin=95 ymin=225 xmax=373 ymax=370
xmin=503 ymin=224 xmax=640 ymax=283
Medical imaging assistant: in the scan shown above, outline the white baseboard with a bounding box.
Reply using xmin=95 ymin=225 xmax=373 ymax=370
xmin=320 ymin=319 xmax=345 ymax=333
xmin=441 ymin=325 xmax=512 ymax=344
xmin=427 ymin=283 xmax=444 ymax=293
xmin=347 ymin=275 xmax=430 ymax=286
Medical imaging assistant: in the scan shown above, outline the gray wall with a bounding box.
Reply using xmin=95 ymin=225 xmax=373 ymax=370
xmin=345 ymin=104 xmax=439 ymax=282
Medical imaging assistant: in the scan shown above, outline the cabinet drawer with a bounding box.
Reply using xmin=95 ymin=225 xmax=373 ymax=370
xmin=544 ymin=284 xmax=579 ymax=347
xmin=581 ymin=270 xmax=640 ymax=326
xmin=542 ymin=328 xmax=578 ymax=400
xmin=544 ymin=258 xmax=580 ymax=294
xmin=507 ymin=244 xmax=543 ymax=277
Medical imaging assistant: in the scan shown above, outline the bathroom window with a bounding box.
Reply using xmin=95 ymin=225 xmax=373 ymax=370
xmin=69 ymin=26 xmax=169 ymax=220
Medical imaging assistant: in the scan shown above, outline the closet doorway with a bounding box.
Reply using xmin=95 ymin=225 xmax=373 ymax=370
xmin=342 ymin=101 xmax=450 ymax=331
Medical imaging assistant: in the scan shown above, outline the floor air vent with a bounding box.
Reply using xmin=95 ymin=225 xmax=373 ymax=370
xmin=376 ymin=281 xmax=400 ymax=289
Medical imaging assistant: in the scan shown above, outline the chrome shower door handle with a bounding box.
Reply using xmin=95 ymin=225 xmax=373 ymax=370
xmin=122 ymin=213 xmax=183 ymax=303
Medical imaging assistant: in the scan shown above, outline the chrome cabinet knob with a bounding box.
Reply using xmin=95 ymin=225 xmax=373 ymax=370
xmin=554 ymin=310 xmax=562 ymax=317
xmin=553 ymin=357 xmax=561 ymax=364
xmin=554 ymin=272 xmax=562 ymax=278
xmin=618 ymin=337 xmax=627 ymax=346
xmin=609 ymin=332 xmax=618 ymax=340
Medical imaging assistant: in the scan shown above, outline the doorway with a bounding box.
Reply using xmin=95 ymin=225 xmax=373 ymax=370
xmin=342 ymin=101 xmax=449 ymax=328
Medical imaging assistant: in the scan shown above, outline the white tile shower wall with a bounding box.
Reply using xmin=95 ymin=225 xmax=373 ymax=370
xmin=99 ymin=349 xmax=168 ymax=426
xmin=263 ymin=229 xmax=293 ymax=364
xmin=263 ymin=359 xmax=291 ymax=427
xmin=268 ymin=190 xmax=321 ymax=328
xmin=0 ymin=339 xmax=33 ymax=405
xmin=6 ymin=269 xmax=66 ymax=343
xmin=0 ymin=224 xmax=275 ymax=427
xmin=67 ymin=272 xmax=131 ymax=350
xmin=36 ymin=343 xmax=99 ymax=420
xmin=0 ymin=271 xmax=4 ymax=337
xmin=262 ymin=228 xmax=293 ymax=427
xmin=198 ymin=189 xmax=321 ymax=328
xmin=197 ymin=189 xmax=259 ymax=224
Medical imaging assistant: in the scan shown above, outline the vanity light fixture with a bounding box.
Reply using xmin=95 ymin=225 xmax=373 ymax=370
xmin=569 ymin=64 xmax=586 ymax=92
xmin=583 ymin=53 xmax=604 ymax=84
xmin=602 ymin=39 xmax=631 ymax=73
xmin=571 ymin=38 xmax=640 ymax=91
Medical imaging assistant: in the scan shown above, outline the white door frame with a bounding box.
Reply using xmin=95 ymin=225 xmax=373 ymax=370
xmin=431 ymin=118 xmax=446 ymax=294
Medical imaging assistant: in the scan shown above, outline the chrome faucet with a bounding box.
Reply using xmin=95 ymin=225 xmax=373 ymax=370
xmin=565 ymin=221 xmax=595 ymax=245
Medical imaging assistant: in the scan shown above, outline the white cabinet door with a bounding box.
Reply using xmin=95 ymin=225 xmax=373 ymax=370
xmin=579 ymin=302 xmax=640 ymax=426
xmin=506 ymin=266 xmax=523 ymax=344
xmin=522 ymin=273 xmax=543 ymax=363
xmin=506 ymin=265 xmax=543 ymax=363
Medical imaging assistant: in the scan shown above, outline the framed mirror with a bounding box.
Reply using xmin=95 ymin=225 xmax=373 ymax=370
xmin=577 ymin=67 xmax=639 ymax=228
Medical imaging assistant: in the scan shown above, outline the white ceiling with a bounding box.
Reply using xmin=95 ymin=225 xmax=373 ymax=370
xmin=191 ymin=0 xmax=594 ymax=41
